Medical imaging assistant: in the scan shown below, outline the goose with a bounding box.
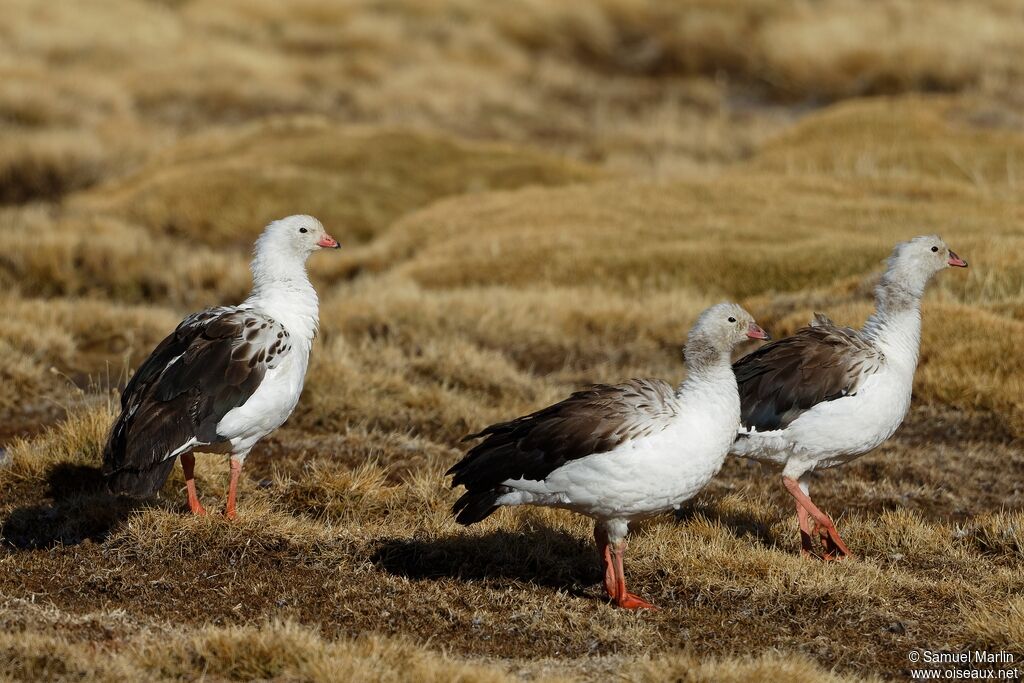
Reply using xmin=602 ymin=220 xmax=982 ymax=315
xmin=731 ymin=235 xmax=967 ymax=559
xmin=447 ymin=303 xmax=769 ymax=609
xmin=102 ymin=215 xmax=340 ymax=518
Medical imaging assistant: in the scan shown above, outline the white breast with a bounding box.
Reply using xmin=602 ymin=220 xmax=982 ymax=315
xmin=217 ymin=346 xmax=310 ymax=454
xmin=500 ymin=380 xmax=739 ymax=522
xmin=732 ymin=363 xmax=913 ymax=475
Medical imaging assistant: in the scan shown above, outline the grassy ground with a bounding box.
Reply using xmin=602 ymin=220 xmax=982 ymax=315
xmin=2 ymin=1 xmax=1024 ymax=681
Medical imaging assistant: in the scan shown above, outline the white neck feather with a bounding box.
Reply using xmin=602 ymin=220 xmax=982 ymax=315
xmin=245 ymin=248 xmax=320 ymax=346
xmin=863 ymin=289 xmax=922 ymax=372
xmin=677 ymin=354 xmax=736 ymax=399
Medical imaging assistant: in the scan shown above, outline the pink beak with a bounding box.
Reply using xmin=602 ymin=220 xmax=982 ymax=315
xmin=317 ymin=234 xmax=340 ymax=249
xmin=747 ymin=323 xmax=770 ymax=340
xmin=947 ymin=250 xmax=967 ymax=267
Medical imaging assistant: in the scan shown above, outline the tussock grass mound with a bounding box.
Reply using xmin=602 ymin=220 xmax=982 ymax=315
xmin=0 ymin=131 xmax=108 ymax=204
xmin=0 ymin=604 xmax=525 ymax=683
xmin=75 ymin=121 xmax=601 ymax=247
xmin=0 ymin=295 xmax=178 ymax=415
xmin=752 ymin=97 xmax=1024 ymax=189
xmin=0 ymin=207 xmax=250 ymax=306
xmin=7 ymin=0 xmax=1024 ymax=186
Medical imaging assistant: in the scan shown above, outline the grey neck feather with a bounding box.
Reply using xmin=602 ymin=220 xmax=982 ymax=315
xmin=867 ymin=250 xmax=936 ymax=319
xmin=875 ymin=272 xmax=924 ymax=313
xmin=681 ymin=336 xmax=729 ymax=386
xmin=863 ymin=273 xmax=924 ymax=365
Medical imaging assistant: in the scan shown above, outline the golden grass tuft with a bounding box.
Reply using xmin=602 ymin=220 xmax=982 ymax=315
xmin=2 ymin=401 xmax=113 ymax=481
xmin=0 ymin=292 xmax=181 ymax=412
xmin=0 ymin=207 xmax=250 ymax=306
xmin=0 ymin=604 xmax=527 ymax=682
xmin=964 ymin=597 xmax=1024 ymax=653
xmin=752 ymin=96 xmax=1024 ymax=190
xmin=0 ymin=131 xmax=108 ymax=204
xmin=150 ymin=621 xmax=520 ymax=683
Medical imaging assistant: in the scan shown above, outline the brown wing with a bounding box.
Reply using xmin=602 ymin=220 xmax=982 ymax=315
xmin=733 ymin=313 xmax=882 ymax=433
xmin=446 ymin=379 xmax=678 ymax=523
xmin=103 ymin=307 xmax=292 ymax=496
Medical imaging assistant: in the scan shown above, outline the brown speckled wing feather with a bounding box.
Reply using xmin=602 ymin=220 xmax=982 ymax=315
xmin=103 ymin=307 xmax=292 ymax=496
xmin=446 ymin=379 xmax=678 ymax=523
xmin=733 ymin=313 xmax=882 ymax=433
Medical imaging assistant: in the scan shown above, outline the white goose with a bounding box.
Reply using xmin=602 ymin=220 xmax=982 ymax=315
xmin=447 ymin=303 xmax=769 ymax=609
xmin=103 ymin=215 xmax=340 ymax=518
xmin=731 ymin=235 xmax=967 ymax=559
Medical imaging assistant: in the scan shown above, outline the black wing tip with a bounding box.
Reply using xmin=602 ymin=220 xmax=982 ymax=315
xmin=451 ymin=490 xmax=502 ymax=526
xmin=445 ymin=447 xmax=477 ymax=478
xmin=103 ymin=459 xmax=176 ymax=498
xmin=462 ymin=418 xmax=513 ymax=442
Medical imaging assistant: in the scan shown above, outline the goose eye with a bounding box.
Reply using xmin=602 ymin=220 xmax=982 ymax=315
xmin=299 ymin=228 xmax=308 ymax=234
xmin=931 ymin=246 xmax=938 ymax=252
xmin=728 ymin=316 xmax=736 ymax=323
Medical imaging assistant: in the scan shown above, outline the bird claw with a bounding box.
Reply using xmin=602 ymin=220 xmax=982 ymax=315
xmin=798 ymin=522 xmax=851 ymax=561
xmin=820 ymin=537 xmax=851 ymax=562
xmin=616 ymin=593 xmax=659 ymax=610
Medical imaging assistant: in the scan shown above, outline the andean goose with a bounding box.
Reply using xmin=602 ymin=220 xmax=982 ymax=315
xmin=447 ymin=303 xmax=769 ymax=609
xmin=731 ymin=235 xmax=967 ymax=559
xmin=103 ymin=215 xmax=340 ymax=518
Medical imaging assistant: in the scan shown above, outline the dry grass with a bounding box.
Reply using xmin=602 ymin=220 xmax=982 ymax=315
xmin=0 ymin=598 xmax=881 ymax=682
xmin=0 ymin=602 xmax=527 ymax=683
xmin=3 ymin=1 xmax=1024 ymax=680
xmin=73 ymin=121 xmax=601 ymax=247
xmin=4 ymin=0 xmax=1024 ymax=187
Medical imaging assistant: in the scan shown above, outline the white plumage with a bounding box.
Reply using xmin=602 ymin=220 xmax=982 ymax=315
xmin=730 ymin=235 xmax=967 ymax=559
xmin=103 ymin=214 xmax=340 ymax=517
xmin=448 ymin=302 xmax=769 ymax=609
xmin=498 ymin=360 xmax=741 ymax=521
xmin=732 ymin=309 xmax=918 ymax=477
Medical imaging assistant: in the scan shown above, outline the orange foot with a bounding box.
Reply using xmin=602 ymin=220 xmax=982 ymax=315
xmin=616 ymin=593 xmax=659 ymax=610
xmin=820 ymin=535 xmax=851 ymax=561
xmin=799 ymin=529 xmax=816 ymax=559
xmin=815 ymin=525 xmax=851 ymax=561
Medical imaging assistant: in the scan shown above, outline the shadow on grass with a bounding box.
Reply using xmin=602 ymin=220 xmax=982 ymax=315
xmin=675 ymin=501 xmax=779 ymax=549
xmin=1 ymin=463 xmax=141 ymax=549
xmin=371 ymin=527 xmax=600 ymax=593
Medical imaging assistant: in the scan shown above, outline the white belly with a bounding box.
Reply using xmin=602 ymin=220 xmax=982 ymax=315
xmin=499 ymin=413 xmax=735 ymax=522
xmin=731 ymin=369 xmax=912 ymax=477
xmin=216 ymin=350 xmax=309 ymax=454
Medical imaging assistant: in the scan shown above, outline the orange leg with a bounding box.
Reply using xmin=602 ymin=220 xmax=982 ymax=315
xmin=611 ymin=542 xmax=657 ymax=610
xmin=796 ymin=499 xmax=815 ymax=558
xmin=819 ymin=524 xmax=846 ymax=561
xmin=783 ymin=476 xmax=851 ymax=560
xmin=224 ymin=457 xmax=243 ymax=520
xmin=181 ymin=453 xmax=207 ymax=516
xmin=595 ymin=525 xmax=657 ymax=609
xmin=595 ymin=527 xmax=617 ymax=600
